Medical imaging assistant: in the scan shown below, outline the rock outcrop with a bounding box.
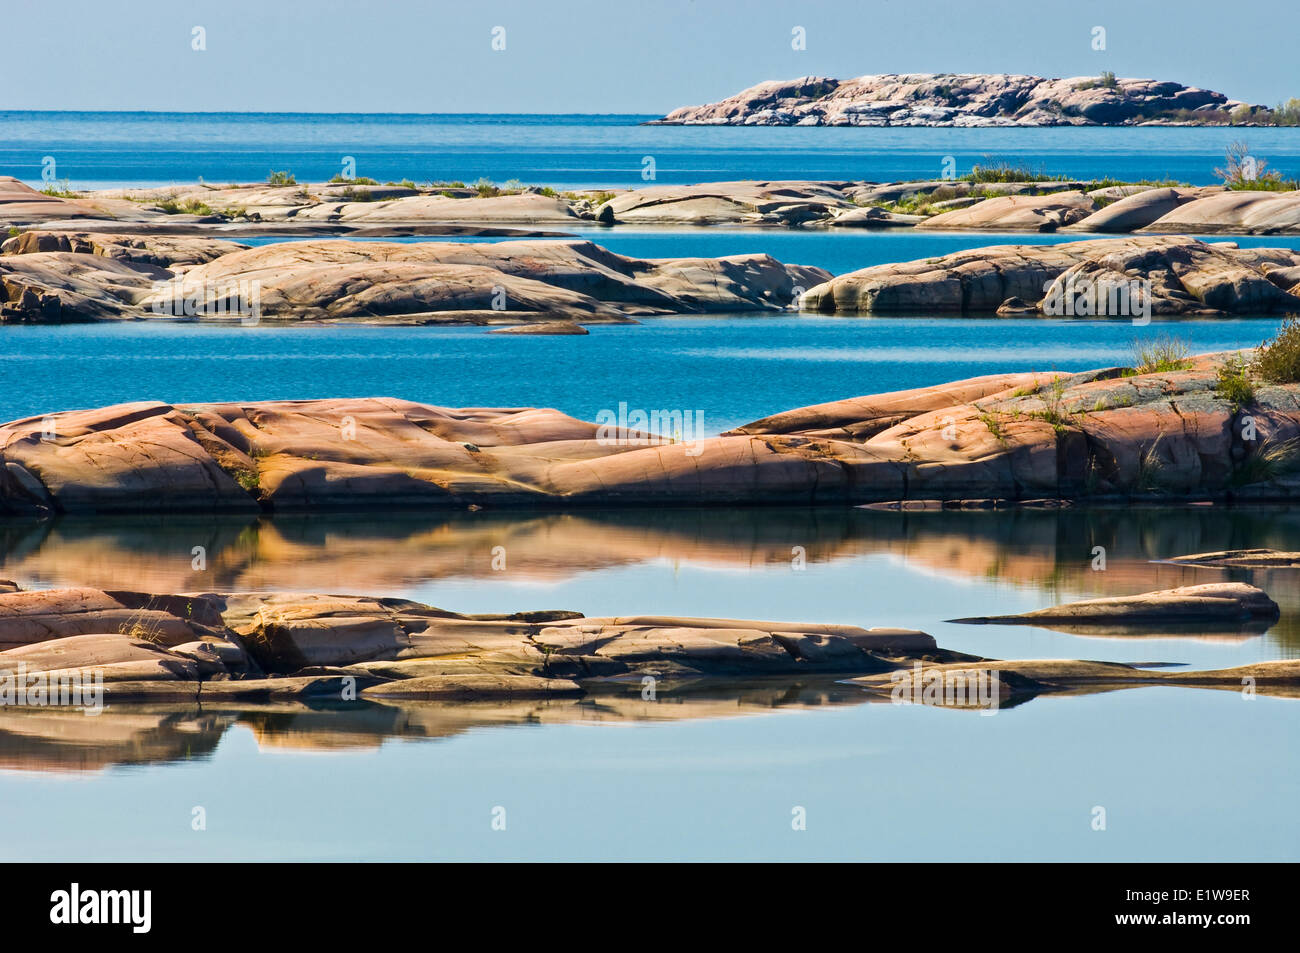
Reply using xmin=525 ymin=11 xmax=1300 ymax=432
xmin=0 ymin=584 xmax=939 ymax=700
xmin=0 ymin=586 xmax=228 ymax=651
xmin=801 ymin=236 xmax=1300 ymax=315
xmin=0 ymin=177 xmax=591 ymax=234
xmin=9 ymin=175 xmax=1300 ymax=234
xmin=3 ymin=351 xmax=1299 ymax=514
xmin=603 ymin=181 xmax=858 ymax=226
xmin=1166 ymin=549 xmax=1300 ymax=568
xmin=949 ymin=582 xmax=1280 ymax=625
xmin=487 ymin=320 xmax=589 ymax=335
xmin=656 ymin=73 xmax=1243 ymax=126
xmin=0 ymin=234 xmax=826 ymax=324
xmin=1069 ymin=187 xmax=1214 ymax=232
xmin=848 ymin=658 xmax=1300 ymax=699
xmin=919 ymin=190 xmax=1097 ymax=231
xmin=0 ymin=583 xmax=1294 ymax=760
xmin=1137 ymin=190 xmax=1300 ymax=235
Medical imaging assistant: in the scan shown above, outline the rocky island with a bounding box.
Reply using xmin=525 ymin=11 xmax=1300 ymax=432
xmin=0 ymin=230 xmax=825 ymax=324
xmin=1 ymin=584 xmax=1295 ymax=717
xmin=801 ymin=236 xmax=1300 ymax=315
xmin=9 ymin=174 xmax=1300 ymax=240
xmin=3 ymin=345 xmax=1299 ymax=514
xmin=654 ymin=72 xmax=1271 ymax=126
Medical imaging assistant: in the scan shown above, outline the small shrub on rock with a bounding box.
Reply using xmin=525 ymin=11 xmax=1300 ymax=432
xmin=1255 ymin=316 xmax=1300 ymax=383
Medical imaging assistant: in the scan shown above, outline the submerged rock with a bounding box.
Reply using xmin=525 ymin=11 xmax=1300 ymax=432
xmin=487 ymin=320 xmax=589 ymax=335
xmin=849 ymin=658 xmax=1300 ymax=702
xmin=1166 ymin=549 xmax=1300 ymax=568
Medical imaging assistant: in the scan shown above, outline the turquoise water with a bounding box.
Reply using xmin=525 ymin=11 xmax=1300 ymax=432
xmin=0 ymin=315 xmax=1281 ymax=431
xmin=6 ymin=112 xmax=1300 ymax=188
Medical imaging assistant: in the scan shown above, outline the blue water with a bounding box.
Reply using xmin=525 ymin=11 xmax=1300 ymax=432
xmin=0 ymin=316 xmax=1280 ymax=431
xmin=4 ymin=687 xmax=1296 ymax=862
xmin=240 ymin=229 xmax=1300 ymax=279
xmin=4 ymin=114 xmax=1300 ymax=862
xmin=7 ymin=111 xmax=1300 ymax=189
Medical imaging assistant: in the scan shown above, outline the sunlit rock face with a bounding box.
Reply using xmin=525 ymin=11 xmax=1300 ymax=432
xmin=656 ymin=73 xmax=1237 ymax=127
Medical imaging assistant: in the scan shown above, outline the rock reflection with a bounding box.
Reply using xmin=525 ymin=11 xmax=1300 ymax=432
xmin=0 ymin=680 xmax=877 ymax=773
xmin=2 ymin=506 xmax=1299 ymax=641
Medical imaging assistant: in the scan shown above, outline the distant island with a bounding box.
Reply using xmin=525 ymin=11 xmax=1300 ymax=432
xmin=652 ymin=72 xmax=1299 ymax=127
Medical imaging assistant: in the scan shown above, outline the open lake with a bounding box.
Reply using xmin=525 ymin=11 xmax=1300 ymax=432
xmin=6 ymin=112 xmax=1300 ymax=188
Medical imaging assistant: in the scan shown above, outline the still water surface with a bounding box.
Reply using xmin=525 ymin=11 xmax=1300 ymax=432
xmin=0 ymin=222 xmax=1297 ymax=860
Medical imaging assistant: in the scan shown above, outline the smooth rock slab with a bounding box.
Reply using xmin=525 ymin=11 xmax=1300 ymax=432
xmin=4 ymin=352 xmax=1300 ymax=513
xmin=801 ymin=236 xmax=1300 ymax=315
xmin=1165 ymin=549 xmax=1300 ymax=568
xmin=0 ymin=587 xmax=226 ymax=650
xmin=487 ymin=320 xmax=589 ymax=335
xmin=919 ymin=191 xmax=1096 ymax=231
xmin=949 ymin=582 xmax=1280 ymax=625
xmin=0 ymin=235 xmax=828 ymax=324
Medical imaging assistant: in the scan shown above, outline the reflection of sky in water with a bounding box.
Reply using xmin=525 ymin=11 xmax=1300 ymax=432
xmin=4 ymin=506 xmax=1299 ymax=672
xmin=4 ymin=688 xmax=1296 ymax=862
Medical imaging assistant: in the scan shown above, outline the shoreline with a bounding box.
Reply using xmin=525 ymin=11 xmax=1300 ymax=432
xmin=4 ymin=350 xmax=1298 ymax=515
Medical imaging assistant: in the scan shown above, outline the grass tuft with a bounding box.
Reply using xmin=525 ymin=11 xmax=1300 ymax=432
xmin=1131 ymin=335 xmax=1193 ymax=375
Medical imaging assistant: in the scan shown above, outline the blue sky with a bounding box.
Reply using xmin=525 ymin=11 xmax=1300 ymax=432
xmin=9 ymin=0 xmax=1297 ymax=112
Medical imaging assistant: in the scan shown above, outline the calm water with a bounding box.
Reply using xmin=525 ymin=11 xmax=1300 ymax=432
xmin=2 ymin=132 xmax=1299 ymax=860
xmin=2 ymin=505 xmax=1299 ymax=861
xmin=6 ymin=112 xmax=1300 ymax=188
xmin=0 ymin=314 xmax=1281 ymax=430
